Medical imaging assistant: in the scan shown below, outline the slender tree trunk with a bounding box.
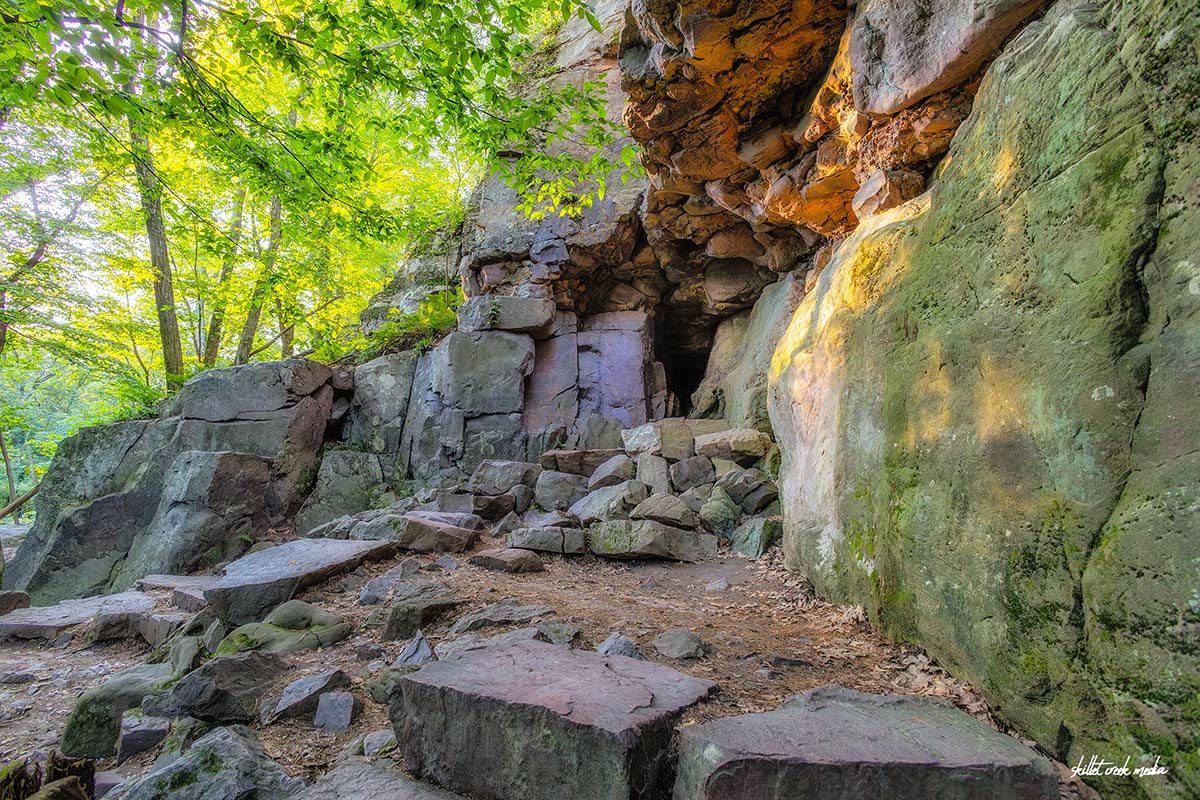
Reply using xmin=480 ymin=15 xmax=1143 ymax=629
xmin=128 ymin=121 xmax=185 ymax=388
xmin=202 ymin=187 xmax=247 ymax=368
xmin=0 ymin=484 xmax=37 ymax=523
xmin=234 ymin=193 xmax=282 ymax=365
xmin=0 ymin=289 xmax=8 ymax=357
xmin=0 ymin=431 xmax=17 ymax=525
xmin=275 ymin=297 xmax=294 ymax=358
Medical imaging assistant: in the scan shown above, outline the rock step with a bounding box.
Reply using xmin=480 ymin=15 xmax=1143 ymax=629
xmin=674 ymin=686 xmax=1059 ymax=800
xmin=390 ymin=640 xmax=717 ymax=800
xmin=0 ymin=591 xmax=156 ymax=641
xmin=205 ymin=537 xmax=396 ymax=626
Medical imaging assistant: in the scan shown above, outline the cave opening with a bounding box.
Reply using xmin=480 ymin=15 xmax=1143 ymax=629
xmin=660 ymin=348 xmax=710 ymax=416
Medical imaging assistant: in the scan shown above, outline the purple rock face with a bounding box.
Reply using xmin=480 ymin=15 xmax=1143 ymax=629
xmin=674 ymin=686 xmax=1059 ymax=800
xmin=390 ymin=640 xmax=717 ymax=800
xmin=523 ymin=335 xmax=580 ymax=438
xmin=850 ymin=0 xmax=1043 ymax=116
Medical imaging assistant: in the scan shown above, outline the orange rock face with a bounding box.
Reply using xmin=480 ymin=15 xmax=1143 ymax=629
xmin=619 ymin=0 xmax=985 ymax=266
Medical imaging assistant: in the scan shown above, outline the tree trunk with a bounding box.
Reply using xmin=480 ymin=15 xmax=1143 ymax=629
xmin=0 ymin=430 xmax=16 ymax=525
xmin=128 ymin=120 xmax=185 ymax=389
xmin=0 ymin=289 xmax=8 ymax=358
xmin=234 ymin=193 xmax=282 ymax=365
xmin=0 ymin=483 xmax=37 ymax=523
xmin=202 ymin=187 xmax=247 ymax=368
xmin=275 ymin=297 xmax=294 ymax=358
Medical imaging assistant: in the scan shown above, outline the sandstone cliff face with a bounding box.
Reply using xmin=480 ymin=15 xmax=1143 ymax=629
xmin=754 ymin=3 xmax=1197 ymax=798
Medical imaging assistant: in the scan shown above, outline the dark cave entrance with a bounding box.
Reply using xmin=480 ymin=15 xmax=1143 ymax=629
xmin=660 ymin=348 xmax=710 ymax=416
xmin=653 ymin=305 xmax=720 ymax=417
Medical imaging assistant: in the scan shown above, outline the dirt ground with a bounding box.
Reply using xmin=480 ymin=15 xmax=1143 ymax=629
xmin=0 ymin=541 xmax=1098 ymax=798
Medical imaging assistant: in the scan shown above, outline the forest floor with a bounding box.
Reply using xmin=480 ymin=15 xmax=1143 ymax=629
xmin=0 ymin=540 xmax=1098 ymax=799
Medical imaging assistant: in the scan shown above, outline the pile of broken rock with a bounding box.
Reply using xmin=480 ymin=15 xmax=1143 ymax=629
xmin=307 ymin=416 xmax=784 ymax=572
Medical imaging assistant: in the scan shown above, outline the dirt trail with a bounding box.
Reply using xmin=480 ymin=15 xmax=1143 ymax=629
xmin=0 ymin=542 xmax=1096 ymax=798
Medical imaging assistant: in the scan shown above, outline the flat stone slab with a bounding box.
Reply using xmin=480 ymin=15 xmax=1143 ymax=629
xmin=136 ymin=574 xmax=219 ymax=611
xmin=296 ymin=759 xmax=466 ymax=799
xmin=391 ymin=640 xmax=717 ymax=800
xmin=0 ymin=591 xmax=156 ymax=640
xmin=205 ymin=538 xmax=396 ymax=626
xmin=446 ymin=598 xmax=554 ymax=636
xmin=508 ymin=526 xmax=586 ymax=555
xmin=538 ymin=448 xmax=624 ymax=476
xmin=674 ymin=685 xmax=1059 ymax=800
xmin=136 ymin=573 xmax=218 ymax=593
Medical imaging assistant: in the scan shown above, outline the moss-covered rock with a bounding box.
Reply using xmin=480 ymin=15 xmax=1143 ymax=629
xmin=60 ymin=662 xmax=176 ymax=758
xmin=214 ymin=600 xmax=350 ymax=656
xmin=103 ymin=726 xmax=304 ymax=800
xmin=768 ymin=7 xmax=1196 ymax=798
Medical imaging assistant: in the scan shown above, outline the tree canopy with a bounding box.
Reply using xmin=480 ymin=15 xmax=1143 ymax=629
xmin=0 ymin=0 xmax=631 ymax=507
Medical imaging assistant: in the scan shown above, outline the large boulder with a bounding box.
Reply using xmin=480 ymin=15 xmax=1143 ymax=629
xmin=533 ymin=470 xmax=589 ymax=511
xmin=731 ymin=517 xmax=782 ymax=559
xmin=215 ymin=600 xmax=351 ymax=656
xmin=347 ymin=351 xmax=419 ymax=454
xmin=104 ymin=726 xmax=304 ymax=800
xmin=587 ymin=454 xmax=636 ymax=489
xmin=60 ymin=662 xmax=176 ymax=758
xmin=352 ymin=512 xmax=479 ymax=553
xmin=4 ymin=359 xmax=338 ymax=604
xmin=630 ymin=494 xmax=696 ymax=528
xmin=146 ymin=652 xmax=289 ymax=723
xmin=389 ymin=641 xmax=717 ymax=800
xmin=767 ymin=8 xmax=1199 ymax=795
xmin=693 ymin=429 xmax=774 ymax=465
xmin=508 ymin=527 xmax=587 ymax=555
xmin=568 ymin=481 xmax=648 ymax=526
xmin=674 ymin=686 xmax=1058 ymax=799
xmin=466 ymin=460 xmax=542 ymax=495
xmin=589 ymin=520 xmax=717 ymax=562
xmin=295 ymin=451 xmax=386 ymax=535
